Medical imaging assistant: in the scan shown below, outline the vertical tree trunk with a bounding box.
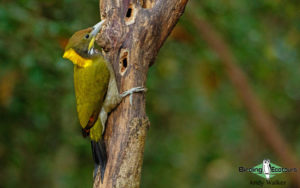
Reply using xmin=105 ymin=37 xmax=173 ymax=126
xmin=93 ymin=0 xmax=189 ymax=187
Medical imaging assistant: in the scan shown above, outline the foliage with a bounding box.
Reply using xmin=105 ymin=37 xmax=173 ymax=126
xmin=0 ymin=0 xmax=300 ymax=187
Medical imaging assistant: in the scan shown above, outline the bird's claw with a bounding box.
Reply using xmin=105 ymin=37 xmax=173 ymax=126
xmin=120 ymin=86 xmax=147 ymax=105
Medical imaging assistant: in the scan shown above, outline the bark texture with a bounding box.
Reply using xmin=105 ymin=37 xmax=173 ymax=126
xmin=93 ymin=0 xmax=189 ymax=187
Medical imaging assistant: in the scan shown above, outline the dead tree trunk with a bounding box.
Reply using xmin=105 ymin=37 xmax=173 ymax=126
xmin=93 ymin=0 xmax=189 ymax=187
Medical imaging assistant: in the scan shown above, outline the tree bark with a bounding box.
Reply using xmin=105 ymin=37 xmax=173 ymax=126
xmin=93 ymin=0 xmax=189 ymax=187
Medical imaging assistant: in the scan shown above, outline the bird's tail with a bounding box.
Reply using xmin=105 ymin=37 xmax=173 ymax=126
xmin=91 ymin=139 xmax=107 ymax=183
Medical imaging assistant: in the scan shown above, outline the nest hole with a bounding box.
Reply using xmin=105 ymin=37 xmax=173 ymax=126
xmin=126 ymin=8 xmax=132 ymax=18
xmin=125 ymin=4 xmax=136 ymax=25
xmin=119 ymin=51 xmax=129 ymax=75
xmin=122 ymin=58 xmax=128 ymax=68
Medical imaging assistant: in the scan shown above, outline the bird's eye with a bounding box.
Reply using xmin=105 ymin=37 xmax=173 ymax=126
xmin=85 ymin=34 xmax=89 ymax=39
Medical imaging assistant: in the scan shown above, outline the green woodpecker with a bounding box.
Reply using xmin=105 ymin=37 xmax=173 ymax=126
xmin=62 ymin=20 xmax=145 ymax=182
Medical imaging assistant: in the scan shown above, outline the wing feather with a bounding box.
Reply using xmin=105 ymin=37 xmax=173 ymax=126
xmin=73 ymin=57 xmax=110 ymax=128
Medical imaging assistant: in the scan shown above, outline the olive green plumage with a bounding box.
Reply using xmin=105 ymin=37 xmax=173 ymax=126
xmin=63 ymin=25 xmax=111 ymax=182
xmin=74 ymin=56 xmax=109 ymax=141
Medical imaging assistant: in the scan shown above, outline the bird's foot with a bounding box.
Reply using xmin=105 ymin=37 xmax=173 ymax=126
xmin=120 ymin=86 xmax=147 ymax=105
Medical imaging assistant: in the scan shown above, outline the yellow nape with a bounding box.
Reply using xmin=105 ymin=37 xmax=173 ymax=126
xmin=63 ymin=48 xmax=92 ymax=68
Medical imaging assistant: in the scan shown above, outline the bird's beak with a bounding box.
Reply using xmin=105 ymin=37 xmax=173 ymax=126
xmin=90 ymin=20 xmax=106 ymax=37
xmin=88 ymin=20 xmax=106 ymax=52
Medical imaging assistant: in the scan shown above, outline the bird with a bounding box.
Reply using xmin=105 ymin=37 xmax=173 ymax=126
xmin=62 ymin=20 xmax=146 ymax=182
xmin=263 ymin=159 xmax=271 ymax=180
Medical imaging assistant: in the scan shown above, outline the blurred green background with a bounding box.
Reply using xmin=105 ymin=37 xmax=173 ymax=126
xmin=1 ymin=0 xmax=300 ymax=187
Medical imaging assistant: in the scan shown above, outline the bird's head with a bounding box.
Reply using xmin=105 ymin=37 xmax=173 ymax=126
xmin=63 ymin=20 xmax=105 ymax=67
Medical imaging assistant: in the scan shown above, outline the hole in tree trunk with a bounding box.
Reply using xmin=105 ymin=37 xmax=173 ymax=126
xmin=126 ymin=8 xmax=132 ymax=18
xmin=122 ymin=58 xmax=128 ymax=68
xmin=119 ymin=50 xmax=129 ymax=75
xmin=125 ymin=4 xmax=136 ymax=25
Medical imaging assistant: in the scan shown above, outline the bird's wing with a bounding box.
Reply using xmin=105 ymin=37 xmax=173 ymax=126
xmin=73 ymin=57 xmax=110 ymax=129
